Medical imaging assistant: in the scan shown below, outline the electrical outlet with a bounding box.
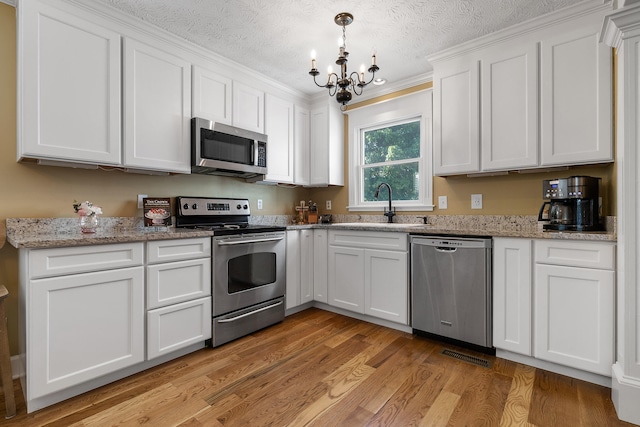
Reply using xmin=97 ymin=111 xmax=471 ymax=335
xmin=471 ymin=194 xmax=483 ymax=209
xmin=137 ymin=194 xmax=147 ymax=209
xmin=257 ymin=199 xmax=263 ymax=210
xmin=326 ymin=200 xmax=332 ymax=210
xmin=438 ymin=195 xmax=448 ymax=209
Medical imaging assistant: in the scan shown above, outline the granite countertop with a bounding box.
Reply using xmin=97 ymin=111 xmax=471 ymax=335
xmin=5 ymin=214 xmax=616 ymax=249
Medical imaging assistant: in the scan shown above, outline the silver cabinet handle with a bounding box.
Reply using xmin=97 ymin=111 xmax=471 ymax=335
xmin=217 ymin=300 xmax=283 ymax=323
xmin=217 ymin=235 xmax=284 ymax=246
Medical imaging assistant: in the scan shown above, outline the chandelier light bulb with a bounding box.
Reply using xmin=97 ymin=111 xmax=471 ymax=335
xmin=310 ymin=50 xmax=317 ymax=69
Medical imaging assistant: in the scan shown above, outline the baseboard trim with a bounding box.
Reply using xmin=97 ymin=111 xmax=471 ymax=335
xmin=611 ymin=363 xmax=640 ymax=424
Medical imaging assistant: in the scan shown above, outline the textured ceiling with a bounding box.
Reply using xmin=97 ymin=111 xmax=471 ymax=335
xmin=95 ymin=0 xmax=588 ymax=95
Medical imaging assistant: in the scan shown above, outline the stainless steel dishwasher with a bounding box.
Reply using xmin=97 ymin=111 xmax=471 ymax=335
xmin=411 ymin=236 xmax=493 ymax=352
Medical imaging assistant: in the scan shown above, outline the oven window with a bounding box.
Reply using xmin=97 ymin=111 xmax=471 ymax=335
xmin=228 ymin=252 xmax=276 ymax=293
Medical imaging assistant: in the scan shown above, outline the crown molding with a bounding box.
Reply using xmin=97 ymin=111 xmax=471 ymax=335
xmin=0 ymin=0 xmax=16 ymax=6
xmin=427 ymin=0 xmax=612 ymax=63
xmin=601 ymin=2 xmax=640 ymax=48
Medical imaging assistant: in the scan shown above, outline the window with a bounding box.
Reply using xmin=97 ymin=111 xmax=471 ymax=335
xmin=348 ymin=90 xmax=433 ymax=211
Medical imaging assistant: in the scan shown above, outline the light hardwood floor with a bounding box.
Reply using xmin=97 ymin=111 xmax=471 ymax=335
xmin=1 ymin=308 xmax=635 ymax=426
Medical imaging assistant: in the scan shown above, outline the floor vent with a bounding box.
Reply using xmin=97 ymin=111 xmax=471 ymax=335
xmin=440 ymin=349 xmax=492 ymax=369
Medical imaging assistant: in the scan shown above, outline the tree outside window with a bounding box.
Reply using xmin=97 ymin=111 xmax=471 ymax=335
xmin=362 ymin=120 xmax=420 ymax=202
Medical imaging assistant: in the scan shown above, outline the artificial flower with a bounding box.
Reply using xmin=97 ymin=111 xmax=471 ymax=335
xmin=73 ymin=200 xmax=103 ymax=217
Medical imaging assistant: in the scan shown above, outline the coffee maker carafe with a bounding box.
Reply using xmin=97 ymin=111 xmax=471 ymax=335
xmin=538 ymin=176 xmax=602 ymax=231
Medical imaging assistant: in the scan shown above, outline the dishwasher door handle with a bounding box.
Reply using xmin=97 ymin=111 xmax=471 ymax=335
xmin=435 ymin=247 xmax=457 ymax=253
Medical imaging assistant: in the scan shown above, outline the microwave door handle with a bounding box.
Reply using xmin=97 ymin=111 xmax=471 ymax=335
xmin=217 ymin=235 xmax=285 ymax=246
xmin=252 ymin=141 xmax=257 ymax=165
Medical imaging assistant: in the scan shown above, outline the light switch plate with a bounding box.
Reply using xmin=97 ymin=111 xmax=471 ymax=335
xmin=438 ymin=196 xmax=448 ymax=209
xmin=471 ymin=194 xmax=483 ymax=209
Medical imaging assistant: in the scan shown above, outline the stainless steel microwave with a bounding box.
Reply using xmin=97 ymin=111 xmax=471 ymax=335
xmin=191 ymin=117 xmax=268 ymax=179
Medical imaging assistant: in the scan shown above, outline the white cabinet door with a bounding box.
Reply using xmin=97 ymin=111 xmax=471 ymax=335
xmin=364 ymin=249 xmax=408 ymax=324
xmin=540 ymin=26 xmax=612 ymax=166
xmin=433 ymin=58 xmax=480 ymax=175
xmin=123 ymin=38 xmax=191 ymax=173
xmin=232 ymin=82 xmax=264 ymax=133
xmin=534 ymin=264 xmax=614 ymax=375
xmin=309 ymin=102 xmax=344 ymax=186
xmin=300 ymin=229 xmax=314 ymax=303
xmin=313 ymin=230 xmax=328 ymax=303
xmin=492 ymin=238 xmax=532 ymax=355
xmin=192 ymin=66 xmax=232 ymax=125
xmin=147 ymin=296 xmax=211 ymax=360
xmin=294 ymin=105 xmax=310 ymax=186
xmin=18 ymin=0 xmax=121 ymax=165
xmin=481 ymin=43 xmax=538 ymax=171
xmin=265 ymin=94 xmax=294 ymax=183
xmin=285 ymin=230 xmax=301 ymax=310
xmin=328 ymin=245 xmax=364 ymax=312
xmin=28 ymin=267 xmax=144 ymax=399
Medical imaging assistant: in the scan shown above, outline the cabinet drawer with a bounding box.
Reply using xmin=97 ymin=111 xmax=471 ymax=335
xmin=147 ymin=296 xmax=211 ymax=360
xmin=534 ymin=240 xmax=615 ymax=270
xmin=28 ymin=243 xmax=143 ymax=279
xmin=147 ymin=238 xmax=211 ymax=264
xmin=147 ymin=258 xmax=211 ymax=309
xmin=329 ymin=230 xmax=407 ymax=251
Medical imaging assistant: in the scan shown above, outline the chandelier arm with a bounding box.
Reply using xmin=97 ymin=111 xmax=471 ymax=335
xmin=312 ymin=72 xmax=339 ymax=89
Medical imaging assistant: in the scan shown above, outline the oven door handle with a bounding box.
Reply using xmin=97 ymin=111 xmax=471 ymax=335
xmin=217 ymin=300 xmax=283 ymax=323
xmin=216 ymin=235 xmax=284 ymax=246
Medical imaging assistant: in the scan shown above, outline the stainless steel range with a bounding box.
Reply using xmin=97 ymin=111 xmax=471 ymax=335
xmin=175 ymin=196 xmax=286 ymax=347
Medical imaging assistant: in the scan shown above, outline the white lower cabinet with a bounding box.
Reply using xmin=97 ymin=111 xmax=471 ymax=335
xmin=21 ymin=243 xmax=145 ymax=404
xmin=286 ymin=229 xmax=327 ymax=311
xmin=19 ymin=238 xmax=212 ymax=412
xmin=492 ymin=238 xmax=532 ymax=355
xmin=313 ymin=230 xmax=328 ymax=303
xmin=146 ymin=238 xmax=211 ymax=359
xmin=493 ymin=238 xmax=615 ymax=378
xmin=328 ymin=231 xmax=408 ymax=325
xmin=534 ymin=240 xmax=615 ymax=376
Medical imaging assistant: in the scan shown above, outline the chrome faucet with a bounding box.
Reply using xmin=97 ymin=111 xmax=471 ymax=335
xmin=374 ymin=182 xmax=396 ymax=223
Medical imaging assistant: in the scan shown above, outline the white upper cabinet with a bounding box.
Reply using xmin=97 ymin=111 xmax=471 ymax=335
xmin=430 ymin=2 xmax=612 ymax=175
xmin=18 ymin=0 xmax=121 ymax=165
xmin=123 ymin=38 xmax=191 ymax=173
xmin=192 ymin=66 xmax=232 ymax=125
xmin=432 ymin=58 xmax=480 ymax=175
xmin=264 ymin=94 xmax=294 ymax=183
xmin=481 ymin=42 xmax=538 ymax=171
xmin=309 ymin=101 xmax=344 ymax=186
xmin=232 ymin=82 xmax=265 ymax=133
xmin=294 ymin=105 xmax=310 ymax=186
xmin=540 ymin=23 xmax=612 ymax=166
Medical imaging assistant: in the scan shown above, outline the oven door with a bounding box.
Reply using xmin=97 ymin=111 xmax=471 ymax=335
xmin=212 ymin=231 xmax=286 ymax=317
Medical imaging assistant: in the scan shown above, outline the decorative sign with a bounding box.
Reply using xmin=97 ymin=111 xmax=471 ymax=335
xmin=143 ymin=198 xmax=172 ymax=227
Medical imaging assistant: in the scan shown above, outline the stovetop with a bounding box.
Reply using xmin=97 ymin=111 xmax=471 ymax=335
xmin=174 ymin=196 xmax=286 ymax=235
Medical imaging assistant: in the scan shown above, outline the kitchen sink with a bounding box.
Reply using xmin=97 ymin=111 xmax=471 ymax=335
xmin=331 ymin=222 xmax=426 ymax=228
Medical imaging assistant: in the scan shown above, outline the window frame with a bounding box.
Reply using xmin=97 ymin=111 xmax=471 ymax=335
xmin=347 ymin=90 xmax=433 ymax=212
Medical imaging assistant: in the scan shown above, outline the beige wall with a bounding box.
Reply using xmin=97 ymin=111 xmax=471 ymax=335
xmin=0 ymin=3 xmax=616 ymax=355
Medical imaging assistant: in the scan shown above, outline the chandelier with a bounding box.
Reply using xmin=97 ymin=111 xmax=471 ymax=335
xmin=309 ymin=12 xmax=380 ymax=109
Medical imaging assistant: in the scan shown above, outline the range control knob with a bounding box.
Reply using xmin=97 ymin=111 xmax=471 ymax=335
xmin=192 ymin=204 xmax=198 ymax=210
xmin=236 ymin=204 xmax=242 ymax=210
xmin=243 ymin=204 xmax=249 ymax=210
xmin=183 ymin=203 xmax=189 ymax=210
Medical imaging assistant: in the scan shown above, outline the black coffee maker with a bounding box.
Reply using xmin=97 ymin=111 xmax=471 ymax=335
xmin=538 ymin=176 xmax=603 ymax=231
